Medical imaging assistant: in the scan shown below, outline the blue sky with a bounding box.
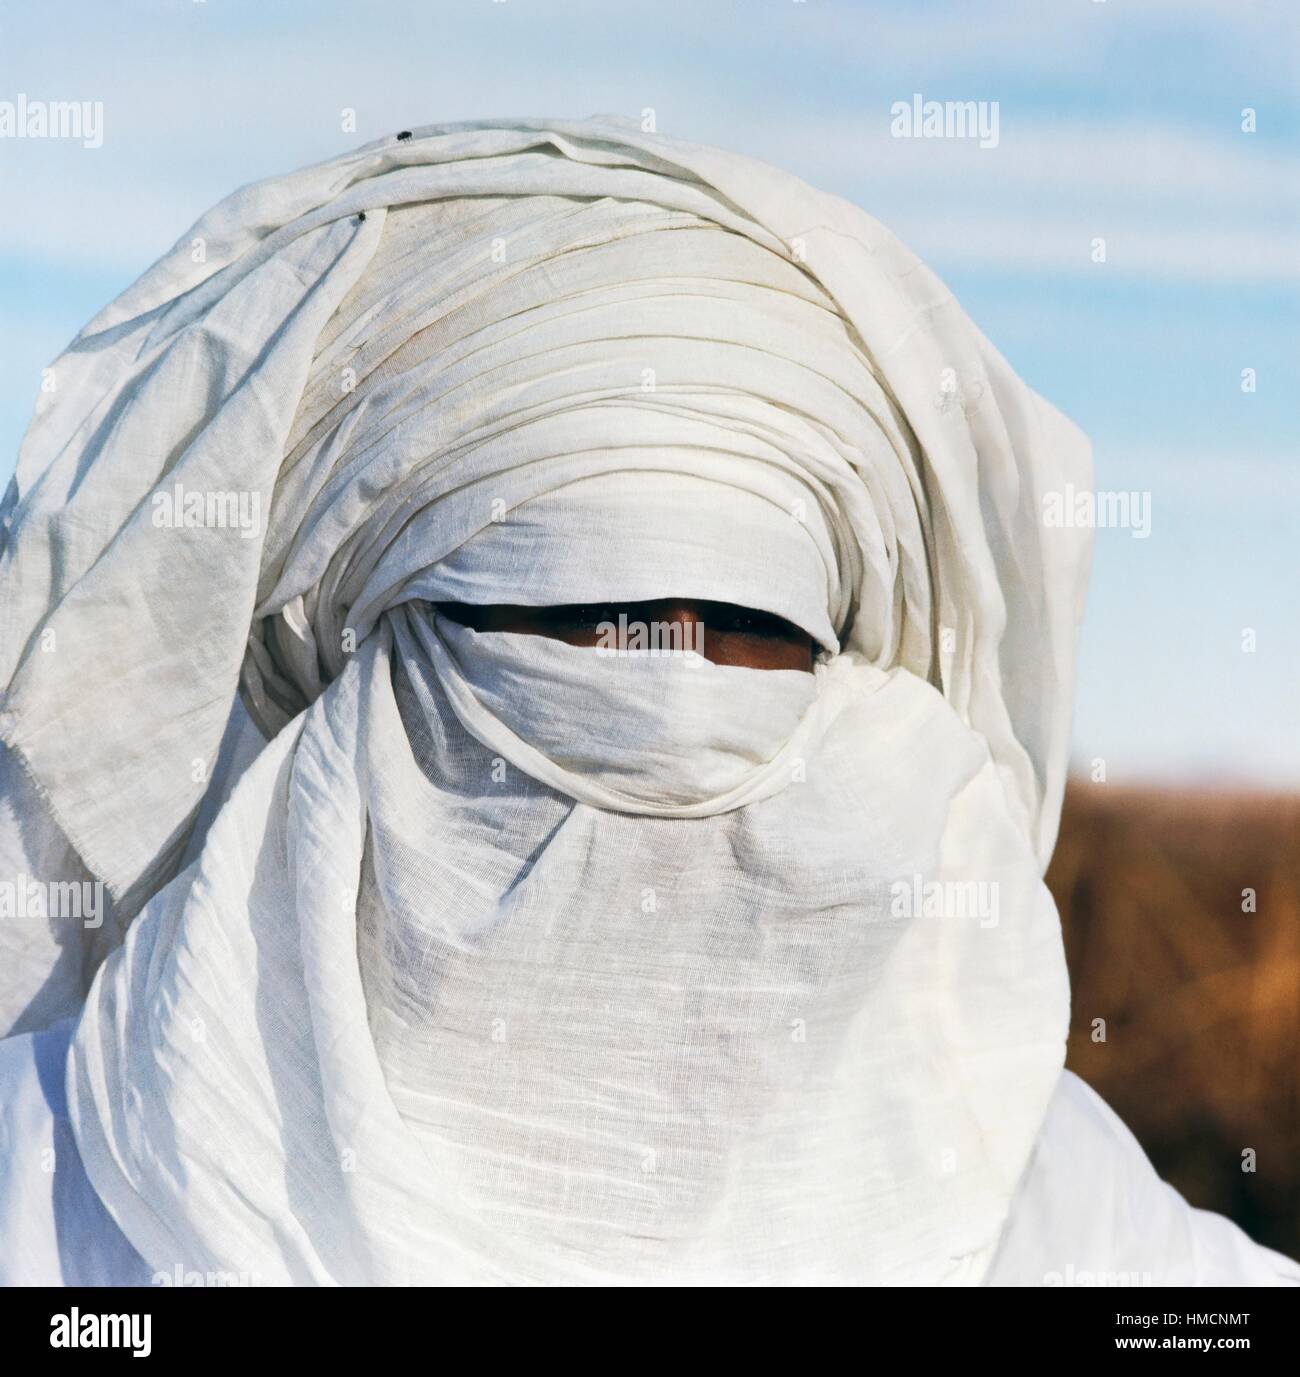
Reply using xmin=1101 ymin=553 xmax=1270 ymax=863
xmin=1 ymin=0 xmax=1296 ymax=785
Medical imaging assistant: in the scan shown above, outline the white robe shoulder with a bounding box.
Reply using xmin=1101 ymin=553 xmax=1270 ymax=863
xmin=0 ymin=1020 xmax=150 ymax=1285
xmin=986 ymin=1069 xmax=1299 ymax=1286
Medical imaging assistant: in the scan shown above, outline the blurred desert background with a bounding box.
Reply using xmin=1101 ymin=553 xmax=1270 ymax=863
xmin=1048 ymin=782 xmax=1300 ymax=1255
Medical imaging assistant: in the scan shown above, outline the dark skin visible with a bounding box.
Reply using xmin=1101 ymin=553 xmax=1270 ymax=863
xmin=437 ymin=599 xmax=817 ymax=671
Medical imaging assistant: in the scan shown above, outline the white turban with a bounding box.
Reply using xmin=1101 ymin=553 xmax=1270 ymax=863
xmin=0 ymin=117 xmax=1097 ymax=1284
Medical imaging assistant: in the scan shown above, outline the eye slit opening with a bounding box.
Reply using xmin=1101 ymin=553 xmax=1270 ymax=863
xmin=703 ymin=604 xmax=799 ymax=639
xmin=434 ymin=599 xmax=819 ymax=670
xmin=437 ymin=601 xmax=806 ymax=634
xmin=551 ymin=603 xmax=621 ymax=631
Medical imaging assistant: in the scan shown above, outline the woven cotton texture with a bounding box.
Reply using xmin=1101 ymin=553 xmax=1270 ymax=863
xmin=0 ymin=117 xmax=1096 ymax=1284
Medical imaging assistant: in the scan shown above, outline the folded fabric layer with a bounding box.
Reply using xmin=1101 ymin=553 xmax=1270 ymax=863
xmin=420 ymin=470 xmax=842 ymax=650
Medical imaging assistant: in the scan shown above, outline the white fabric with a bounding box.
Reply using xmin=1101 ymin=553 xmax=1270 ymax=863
xmin=0 ymin=117 xmax=1091 ymax=915
xmin=0 ymin=116 xmax=1283 ymax=1285
xmin=0 ymin=747 xmax=123 ymax=1036
xmin=985 ymin=1073 xmax=1300 ymax=1286
xmin=429 ymin=616 xmax=823 ymax=812
xmin=0 ymin=1022 xmax=151 ymax=1286
xmin=424 ymin=470 xmax=842 ymax=650
xmin=66 ymin=610 xmax=1068 ymax=1284
xmin=2 ymin=1026 xmax=1291 ymax=1286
